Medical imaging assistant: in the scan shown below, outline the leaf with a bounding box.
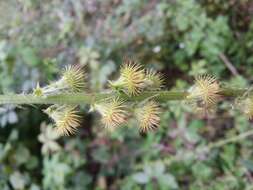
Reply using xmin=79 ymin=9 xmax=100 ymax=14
xmin=30 ymin=184 xmax=40 ymax=190
xmin=152 ymin=161 xmax=165 ymax=177
xmin=241 ymin=159 xmax=253 ymax=172
xmin=26 ymin=156 xmax=39 ymax=170
xmin=15 ymin=145 xmax=30 ymax=166
xmin=20 ymin=47 xmax=40 ymax=66
xmin=7 ymin=111 xmax=18 ymax=124
xmin=92 ymin=146 xmax=110 ymax=164
xmin=8 ymin=129 xmax=18 ymax=141
xmin=159 ymin=174 xmax=178 ymax=189
xmin=72 ymin=172 xmax=92 ymax=188
xmin=9 ymin=172 xmax=26 ymax=190
xmin=192 ymin=162 xmax=212 ymax=180
xmin=132 ymin=172 xmax=150 ymax=184
xmin=221 ymin=144 xmax=236 ymax=170
xmin=185 ymin=120 xmax=204 ymax=143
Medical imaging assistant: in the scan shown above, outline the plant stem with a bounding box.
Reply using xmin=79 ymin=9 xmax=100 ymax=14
xmin=0 ymin=87 xmax=247 ymax=105
xmin=207 ymin=129 xmax=253 ymax=149
xmin=0 ymin=91 xmax=187 ymax=105
xmin=1 ymin=88 xmax=251 ymax=170
xmin=218 ymin=87 xmax=246 ymax=97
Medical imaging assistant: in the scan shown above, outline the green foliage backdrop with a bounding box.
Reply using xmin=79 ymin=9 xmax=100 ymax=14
xmin=0 ymin=0 xmax=253 ymax=189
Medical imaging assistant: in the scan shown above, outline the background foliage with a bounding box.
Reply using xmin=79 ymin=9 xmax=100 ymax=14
xmin=0 ymin=0 xmax=253 ymax=189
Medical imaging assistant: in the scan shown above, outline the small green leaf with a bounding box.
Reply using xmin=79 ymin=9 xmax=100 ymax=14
xmin=132 ymin=172 xmax=150 ymax=184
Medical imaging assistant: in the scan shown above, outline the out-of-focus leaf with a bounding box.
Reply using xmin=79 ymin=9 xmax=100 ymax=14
xmin=92 ymin=146 xmax=110 ymax=164
xmin=241 ymin=159 xmax=253 ymax=172
xmin=10 ymin=172 xmax=26 ymax=190
xmin=38 ymin=123 xmax=61 ymax=155
xmin=20 ymin=47 xmax=40 ymax=66
xmin=15 ymin=145 xmax=30 ymax=166
xmin=132 ymin=172 xmax=150 ymax=184
xmin=192 ymin=162 xmax=212 ymax=180
xmin=159 ymin=174 xmax=178 ymax=189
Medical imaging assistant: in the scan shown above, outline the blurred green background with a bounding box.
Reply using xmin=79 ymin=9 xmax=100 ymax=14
xmin=0 ymin=0 xmax=253 ymax=189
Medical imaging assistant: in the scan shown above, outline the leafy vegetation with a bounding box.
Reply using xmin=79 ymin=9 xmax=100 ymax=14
xmin=1 ymin=0 xmax=253 ymax=189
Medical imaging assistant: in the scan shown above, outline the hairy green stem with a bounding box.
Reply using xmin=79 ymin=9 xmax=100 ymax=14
xmin=0 ymin=87 xmax=247 ymax=105
xmin=0 ymin=91 xmax=187 ymax=105
xmin=218 ymin=87 xmax=246 ymax=97
xmin=0 ymin=88 xmax=252 ymax=170
xmin=208 ymin=129 xmax=253 ymax=149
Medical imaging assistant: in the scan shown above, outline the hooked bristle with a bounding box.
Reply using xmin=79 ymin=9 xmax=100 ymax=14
xmin=121 ymin=60 xmax=145 ymax=95
xmin=187 ymin=75 xmax=220 ymax=108
xmin=62 ymin=65 xmax=86 ymax=92
xmin=94 ymin=98 xmax=128 ymax=130
xmin=144 ymin=69 xmax=164 ymax=90
xmin=44 ymin=105 xmax=81 ymax=136
xmin=136 ymin=101 xmax=161 ymax=132
xmin=110 ymin=59 xmax=145 ymax=96
xmin=33 ymin=65 xmax=86 ymax=97
xmin=238 ymin=97 xmax=253 ymax=120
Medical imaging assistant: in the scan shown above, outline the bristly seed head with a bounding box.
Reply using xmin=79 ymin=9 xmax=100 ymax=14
xmin=187 ymin=75 xmax=220 ymax=108
xmin=144 ymin=69 xmax=164 ymax=90
xmin=33 ymin=65 xmax=85 ymax=96
xmin=136 ymin=101 xmax=161 ymax=132
xmin=61 ymin=65 xmax=86 ymax=92
xmin=110 ymin=59 xmax=145 ymax=96
xmin=43 ymin=105 xmax=81 ymax=136
xmin=238 ymin=97 xmax=253 ymax=120
xmin=93 ymin=98 xmax=128 ymax=130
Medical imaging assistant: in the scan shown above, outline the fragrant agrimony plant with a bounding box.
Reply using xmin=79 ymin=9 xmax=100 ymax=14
xmin=0 ymin=59 xmax=252 ymax=143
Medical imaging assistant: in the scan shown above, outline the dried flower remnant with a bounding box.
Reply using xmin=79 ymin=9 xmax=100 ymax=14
xmin=43 ymin=105 xmax=81 ymax=136
xmin=187 ymin=75 xmax=221 ymax=108
xmin=136 ymin=101 xmax=161 ymax=132
xmin=93 ymin=98 xmax=128 ymax=130
xmin=110 ymin=59 xmax=145 ymax=96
